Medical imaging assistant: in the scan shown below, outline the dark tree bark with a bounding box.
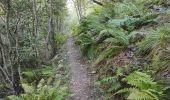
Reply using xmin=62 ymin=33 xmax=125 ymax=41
xmin=45 ymin=0 xmax=57 ymax=60
xmin=50 ymin=17 xmax=57 ymax=58
xmin=92 ymin=0 xmax=103 ymax=6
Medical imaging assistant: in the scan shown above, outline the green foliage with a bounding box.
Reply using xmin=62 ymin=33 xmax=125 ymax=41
xmin=96 ymin=66 xmax=132 ymax=100
xmin=75 ymin=32 xmax=95 ymax=59
xmin=74 ymin=11 xmax=107 ymax=59
xmin=124 ymin=72 xmax=157 ymax=89
xmin=114 ymin=2 xmax=142 ymax=17
xmin=74 ymin=0 xmax=170 ymax=99
xmin=116 ymin=71 xmax=166 ymax=100
xmin=75 ymin=1 xmax=158 ymax=62
xmin=8 ymin=55 xmax=70 ymax=100
xmin=109 ymin=13 xmax=158 ymax=32
xmin=113 ymin=0 xmax=162 ymax=16
xmin=99 ymin=28 xmax=129 ymax=46
xmin=128 ymin=31 xmax=146 ymax=43
xmin=95 ymin=46 xmax=122 ymax=65
xmin=137 ymin=27 xmax=170 ymax=72
xmin=76 ymin=21 xmax=129 ymax=61
xmin=7 ymin=79 xmax=69 ymax=100
xmin=99 ymin=76 xmax=121 ymax=92
xmin=116 ymin=88 xmax=159 ymax=100
xmin=75 ymin=14 xmax=106 ymax=35
xmin=137 ymin=28 xmax=170 ymax=57
xmin=22 ymin=66 xmax=54 ymax=83
xmin=55 ymin=33 xmax=67 ymax=45
xmin=0 ymin=0 xmax=68 ymax=97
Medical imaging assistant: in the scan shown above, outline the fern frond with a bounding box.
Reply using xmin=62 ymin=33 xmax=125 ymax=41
xmin=108 ymin=82 xmax=121 ymax=92
xmin=7 ymin=95 xmax=23 ymax=100
xmin=124 ymin=71 xmax=156 ymax=89
xmin=137 ymin=28 xmax=170 ymax=57
xmin=22 ymin=83 xmax=35 ymax=93
xmin=115 ymin=87 xmax=138 ymax=94
xmin=116 ymin=87 xmax=159 ymax=100
xmin=95 ymin=46 xmax=122 ymax=65
xmin=127 ymin=90 xmax=157 ymax=100
xmin=100 ymin=76 xmax=117 ymax=84
xmin=142 ymin=90 xmax=159 ymax=100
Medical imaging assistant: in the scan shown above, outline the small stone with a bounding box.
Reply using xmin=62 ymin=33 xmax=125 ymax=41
xmin=91 ymin=71 xmax=96 ymax=74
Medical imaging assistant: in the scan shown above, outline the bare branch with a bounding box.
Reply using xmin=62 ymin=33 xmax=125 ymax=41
xmin=92 ymin=0 xmax=103 ymax=6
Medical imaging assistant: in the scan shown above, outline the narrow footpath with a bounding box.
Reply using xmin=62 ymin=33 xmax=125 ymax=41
xmin=66 ymin=37 xmax=93 ymax=100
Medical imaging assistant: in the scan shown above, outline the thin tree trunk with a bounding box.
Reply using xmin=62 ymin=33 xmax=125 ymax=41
xmin=72 ymin=0 xmax=81 ymax=21
xmin=72 ymin=0 xmax=85 ymax=21
xmin=15 ymin=17 xmax=23 ymax=82
xmin=45 ymin=18 xmax=51 ymax=60
xmin=49 ymin=0 xmax=56 ymax=58
xmin=6 ymin=0 xmax=11 ymax=48
xmin=32 ymin=0 xmax=39 ymax=59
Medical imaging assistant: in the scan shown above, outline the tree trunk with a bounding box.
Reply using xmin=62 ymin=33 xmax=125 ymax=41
xmin=92 ymin=0 xmax=103 ymax=6
xmin=32 ymin=0 xmax=39 ymax=59
xmin=49 ymin=0 xmax=56 ymax=58
xmin=45 ymin=0 xmax=57 ymax=60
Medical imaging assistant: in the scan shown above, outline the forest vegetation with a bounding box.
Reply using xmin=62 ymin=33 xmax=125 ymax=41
xmin=0 ymin=0 xmax=170 ymax=100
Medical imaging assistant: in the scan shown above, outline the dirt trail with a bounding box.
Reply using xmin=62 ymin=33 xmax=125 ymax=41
xmin=66 ymin=37 xmax=94 ymax=100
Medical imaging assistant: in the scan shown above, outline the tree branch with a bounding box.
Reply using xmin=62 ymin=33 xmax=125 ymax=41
xmin=92 ymin=0 xmax=103 ymax=6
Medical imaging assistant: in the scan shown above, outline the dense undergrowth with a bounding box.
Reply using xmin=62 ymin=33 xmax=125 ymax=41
xmin=74 ymin=0 xmax=170 ymax=99
xmin=6 ymin=35 xmax=70 ymax=100
xmin=0 ymin=0 xmax=70 ymax=99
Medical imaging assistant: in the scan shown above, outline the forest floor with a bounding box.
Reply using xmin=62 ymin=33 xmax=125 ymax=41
xmin=66 ymin=37 xmax=96 ymax=100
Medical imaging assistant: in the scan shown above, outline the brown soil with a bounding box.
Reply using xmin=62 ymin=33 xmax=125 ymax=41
xmin=66 ymin=37 xmax=95 ymax=100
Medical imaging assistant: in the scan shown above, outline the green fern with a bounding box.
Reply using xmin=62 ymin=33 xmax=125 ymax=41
xmin=137 ymin=27 xmax=170 ymax=72
xmin=22 ymin=66 xmax=54 ymax=83
xmin=98 ymin=67 xmax=128 ymax=93
xmin=95 ymin=46 xmax=123 ymax=65
xmin=98 ymin=76 xmax=121 ymax=93
xmin=115 ymin=71 xmax=165 ymax=100
xmin=128 ymin=31 xmax=146 ymax=43
xmin=116 ymin=88 xmax=159 ymax=100
xmin=7 ymin=79 xmax=69 ymax=100
xmin=94 ymin=28 xmax=129 ymax=64
xmin=75 ymin=32 xmax=95 ymax=59
xmin=137 ymin=28 xmax=170 ymax=57
xmin=109 ymin=13 xmax=158 ymax=31
xmin=100 ymin=76 xmax=117 ymax=84
xmin=21 ymin=84 xmax=35 ymax=94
